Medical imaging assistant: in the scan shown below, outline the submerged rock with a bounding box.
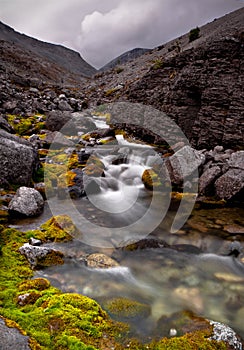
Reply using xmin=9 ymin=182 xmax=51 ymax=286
xmin=86 ymin=253 xmax=119 ymax=268
xmin=8 ymin=186 xmax=44 ymax=217
xmin=102 ymin=297 xmax=151 ymax=322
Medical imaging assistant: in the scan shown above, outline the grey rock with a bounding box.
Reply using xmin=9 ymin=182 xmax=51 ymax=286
xmin=8 ymin=186 xmax=44 ymax=217
xmin=0 ymin=115 xmax=14 ymax=133
xmin=29 ymin=87 xmax=39 ymax=94
xmin=215 ymin=169 xmax=244 ymax=200
xmin=3 ymin=100 xmax=18 ymax=112
xmin=209 ymin=320 xmax=242 ymax=350
xmin=18 ymin=293 xmax=31 ymax=306
xmin=19 ymin=243 xmax=64 ymax=269
xmin=44 ymin=131 xmax=75 ymax=148
xmin=228 ymin=151 xmax=244 ymax=170
xmin=28 ymin=134 xmax=43 ymax=149
xmin=29 ymin=237 xmax=42 ymax=246
xmin=0 ymin=129 xmax=38 ymax=186
xmin=58 ymin=100 xmax=73 ymax=111
xmin=0 ymin=317 xmax=31 ymax=350
xmin=199 ymin=166 xmax=222 ymax=195
xmin=46 ymin=110 xmax=75 ymax=133
xmin=83 ymin=175 xmax=102 ymax=195
xmin=213 ymin=145 xmax=224 ymax=153
xmin=166 ymin=146 xmax=205 ymax=184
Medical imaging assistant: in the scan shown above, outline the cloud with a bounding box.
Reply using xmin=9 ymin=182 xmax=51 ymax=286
xmin=79 ymin=0 xmax=243 ymax=68
xmin=0 ymin=0 xmax=243 ymax=68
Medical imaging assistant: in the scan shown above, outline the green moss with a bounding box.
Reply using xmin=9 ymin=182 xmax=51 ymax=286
xmin=105 ymin=88 xmax=118 ymax=97
xmin=18 ymin=278 xmax=51 ymax=292
xmin=0 ymin=227 xmax=229 ymax=350
xmin=0 ymin=209 xmax=9 ymax=224
xmin=83 ymin=156 xmax=105 ymax=177
xmin=152 ymin=58 xmax=164 ymax=70
xmin=0 ymin=226 xmax=128 ymax=350
xmin=44 ymin=163 xmax=66 ymax=196
xmin=68 ymin=152 xmax=80 ymax=170
xmin=154 ymin=330 xmax=227 ymax=350
xmin=142 ymin=169 xmax=163 ymax=191
xmin=33 ymin=165 xmax=45 ymax=183
xmin=6 ymin=114 xmax=46 ymax=136
xmin=36 ymin=215 xmax=75 ymax=242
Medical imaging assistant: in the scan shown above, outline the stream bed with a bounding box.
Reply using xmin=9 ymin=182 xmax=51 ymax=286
xmin=9 ymin=116 xmax=244 ymax=341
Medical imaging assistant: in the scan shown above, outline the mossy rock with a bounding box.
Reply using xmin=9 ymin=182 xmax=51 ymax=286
xmin=38 ymin=215 xmax=76 ymax=242
xmin=68 ymin=152 xmax=80 ymax=170
xmin=103 ymin=297 xmax=151 ymax=322
xmin=17 ymin=291 xmax=42 ymax=306
xmin=142 ymin=169 xmax=163 ymax=191
xmin=18 ymin=278 xmax=51 ymax=292
xmin=6 ymin=114 xmax=46 ymax=136
xmin=0 ymin=208 xmax=9 ymax=224
xmin=84 ymin=156 xmax=105 ymax=177
xmin=57 ymin=170 xmax=77 ymax=188
xmin=157 ymin=310 xmax=211 ymax=338
xmin=152 ymin=331 xmax=227 ymax=350
xmin=44 ymin=163 xmax=66 ymax=186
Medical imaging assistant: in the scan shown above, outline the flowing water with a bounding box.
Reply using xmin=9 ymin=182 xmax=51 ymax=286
xmin=11 ymin=116 xmax=244 ymax=340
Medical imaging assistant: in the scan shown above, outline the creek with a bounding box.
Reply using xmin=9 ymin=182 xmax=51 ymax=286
xmin=10 ymin=115 xmax=244 ymax=340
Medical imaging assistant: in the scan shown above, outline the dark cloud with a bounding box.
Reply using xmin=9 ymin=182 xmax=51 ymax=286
xmin=0 ymin=0 xmax=243 ymax=68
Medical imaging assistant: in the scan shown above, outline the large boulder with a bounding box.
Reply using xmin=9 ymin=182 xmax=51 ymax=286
xmin=214 ymin=151 xmax=244 ymax=200
xmin=215 ymin=169 xmax=244 ymax=200
xmin=45 ymin=110 xmax=75 ymax=133
xmin=198 ymin=166 xmax=222 ymax=195
xmin=0 ymin=129 xmax=38 ymax=186
xmin=228 ymin=151 xmax=244 ymax=170
xmin=8 ymin=187 xmax=44 ymax=217
xmin=165 ymin=146 xmax=205 ymax=184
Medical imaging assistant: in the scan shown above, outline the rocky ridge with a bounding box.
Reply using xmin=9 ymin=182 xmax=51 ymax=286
xmin=0 ymin=20 xmax=96 ymax=87
xmin=89 ymin=7 xmax=244 ymax=150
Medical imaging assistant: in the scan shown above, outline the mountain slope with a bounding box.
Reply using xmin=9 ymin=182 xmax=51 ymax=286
xmin=0 ymin=21 xmax=96 ymax=86
xmin=100 ymin=48 xmax=151 ymax=71
xmin=90 ymin=7 xmax=244 ymax=150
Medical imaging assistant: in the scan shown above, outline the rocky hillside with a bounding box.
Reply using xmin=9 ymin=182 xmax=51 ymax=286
xmin=0 ymin=21 xmax=96 ymax=87
xmin=90 ymin=7 xmax=244 ymax=150
xmin=0 ymin=8 xmax=243 ymax=149
xmin=100 ymin=47 xmax=151 ymax=71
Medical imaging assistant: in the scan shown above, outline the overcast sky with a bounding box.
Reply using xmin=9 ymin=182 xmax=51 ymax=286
xmin=0 ymin=0 xmax=243 ymax=69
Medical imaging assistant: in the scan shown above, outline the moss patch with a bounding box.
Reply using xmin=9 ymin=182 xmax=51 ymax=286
xmin=0 ymin=225 xmax=229 ymax=350
xmin=7 ymin=114 xmax=46 ymax=136
xmin=33 ymin=215 xmax=75 ymax=243
xmin=0 ymin=225 xmax=128 ymax=349
xmin=142 ymin=169 xmax=163 ymax=191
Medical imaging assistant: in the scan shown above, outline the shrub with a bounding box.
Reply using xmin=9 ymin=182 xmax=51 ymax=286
xmin=152 ymin=58 xmax=164 ymax=70
xmin=189 ymin=27 xmax=200 ymax=42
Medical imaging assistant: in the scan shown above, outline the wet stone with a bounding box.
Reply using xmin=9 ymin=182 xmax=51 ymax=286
xmin=0 ymin=317 xmax=31 ymax=350
xmin=86 ymin=253 xmax=119 ymax=268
